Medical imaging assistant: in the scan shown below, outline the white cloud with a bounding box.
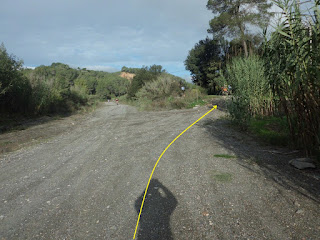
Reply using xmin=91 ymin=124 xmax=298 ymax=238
xmin=24 ymin=66 xmax=35 ymax=69
xmin=0 ymin=0 xmax=213 ymax=76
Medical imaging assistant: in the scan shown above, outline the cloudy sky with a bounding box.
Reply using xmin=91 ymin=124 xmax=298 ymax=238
xmin=1 ymin=0 xmax=215 ymax=80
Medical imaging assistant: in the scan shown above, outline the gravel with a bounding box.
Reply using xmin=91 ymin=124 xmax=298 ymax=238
xmin=0 ymin=102 xmax=319 ymax=239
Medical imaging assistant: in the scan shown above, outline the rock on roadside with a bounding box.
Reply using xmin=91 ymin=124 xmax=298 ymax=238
xmin=289 ymin=158 xmax=316 ymax=170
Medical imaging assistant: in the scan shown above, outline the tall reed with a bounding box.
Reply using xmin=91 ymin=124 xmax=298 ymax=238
xmin=264 ymin=0 xmax=320 ymax=154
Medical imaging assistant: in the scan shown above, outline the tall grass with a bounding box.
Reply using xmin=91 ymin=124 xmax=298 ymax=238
xmin=223 ymin=55 xmax=273 ymax=128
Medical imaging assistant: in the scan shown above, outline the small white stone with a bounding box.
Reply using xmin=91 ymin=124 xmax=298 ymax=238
xmin=296 ymin=209 xmax=304 ymax=214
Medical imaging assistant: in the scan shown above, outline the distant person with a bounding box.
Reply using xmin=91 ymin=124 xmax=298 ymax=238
xmin=116 ymin=98 xmax=119 ymax=105
xmin=181 ymin=86 xmax=185 ymax=97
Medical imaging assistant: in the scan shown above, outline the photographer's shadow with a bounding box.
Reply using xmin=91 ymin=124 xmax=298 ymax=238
xmin=135 ymin=179 xmax=178 ymax=240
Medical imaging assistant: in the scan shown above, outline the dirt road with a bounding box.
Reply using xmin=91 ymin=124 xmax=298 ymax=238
xmin=0 ymin=103 xmax=319 ymax=239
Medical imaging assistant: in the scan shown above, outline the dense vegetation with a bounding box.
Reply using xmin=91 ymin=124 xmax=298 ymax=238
xmin=124 ymin=64 xmax=207 ymax=110
xmin=127 ymin=64 xmax=165 ymax=98
xmin=0 ymin=44 xmax=129 ymax=116
xmin=186 ymin=0 xmax=320 ymax=156
xmin=0 ymin=42 xmax=204 ymax=119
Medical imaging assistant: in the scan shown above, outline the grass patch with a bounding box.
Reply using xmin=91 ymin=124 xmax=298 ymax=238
xmin=214 ymin=154 xmax=236 ymax=159
xmin=186 ymin=99 xmax=206 ymax=108
xmin=248 ymin=116 xmax=289 ymax=146
xmin=212 ymin=172 xmax=233 ymax=182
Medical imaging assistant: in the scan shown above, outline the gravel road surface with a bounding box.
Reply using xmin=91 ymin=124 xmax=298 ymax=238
xmin=0 ymin=103 xmax=319 ymax=239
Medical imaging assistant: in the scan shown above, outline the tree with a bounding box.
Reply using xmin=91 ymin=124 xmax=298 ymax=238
xmin=121 ymin=66 xmax=129 ymax=72
xmin=0 ymin=43 xmax=32 ymax=113
xmin=127 ymin=65 xmax=165 ymax=98
xmin=148 ymin=64 xmax=165 ymax=74
xmin=206 ymin=0 xmax=273 ymax=57
xmin=121 ymin=66 xmax=140 ymax=74
xmin=184 ymin=37 xmax=223 ymax=93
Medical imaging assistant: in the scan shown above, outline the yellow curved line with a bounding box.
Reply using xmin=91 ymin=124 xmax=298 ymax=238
xmin=133 ymin=105 xmax=217 ymax=239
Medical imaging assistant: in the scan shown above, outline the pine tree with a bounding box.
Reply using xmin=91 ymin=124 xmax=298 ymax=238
xmin=207 ymin=0 xmax=274 ymax=57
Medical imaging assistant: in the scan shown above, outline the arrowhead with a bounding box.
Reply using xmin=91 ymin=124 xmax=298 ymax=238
xmin=213 ymin=105 xmax=217 ymax=109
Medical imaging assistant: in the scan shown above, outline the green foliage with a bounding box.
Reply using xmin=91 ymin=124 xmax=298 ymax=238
xmin=121 ymin=66 xmax=140 ymax=74
xmin=224 ymin=55 xmax=272 ymax=128
xmin=184 ymin=88 xmax=206 ymax=108
xmin=134 ymin=74 xmax=184 ymax=110
xmin=248 ymin=116 xmax=289 ymax=146
xmin=22 ymin=64 xmax=129 ymax=113
xmin=228 ymin=96 xmax=252 ymax=128
xmin=126 ymin=72 xmax=207 ymax=111
xmin=1 ymin=45 xmax=129 ymax=116
xmin=263 ymin=0 xmax=320 ymax=154
xmin=127 ymin=65 xmax=165 ymax=98
xmin=96 ymin=75 xmax=129 ymax=100
xmin=136 ymin=75 xmax=181 ymax=100
xmin=184 ymin=37 xmax=223 ymax=93
xmin=0 ymin=43 xmax=32 ymax=113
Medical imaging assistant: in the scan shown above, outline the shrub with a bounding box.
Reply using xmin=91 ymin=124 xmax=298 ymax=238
xmin=136 ymin=76 xmax=181 ymax=100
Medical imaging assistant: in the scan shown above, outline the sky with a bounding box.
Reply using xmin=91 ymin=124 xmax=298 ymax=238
xmin=0 ymin=0 xmax=215 ymax=81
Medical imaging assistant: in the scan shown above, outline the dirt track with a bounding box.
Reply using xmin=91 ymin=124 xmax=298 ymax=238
xmin=0 ymin=103 xmax=319 ymax=239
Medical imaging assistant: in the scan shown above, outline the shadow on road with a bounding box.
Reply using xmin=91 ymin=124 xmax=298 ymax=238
xmin=135 ymin=179 xmax=177 ymax=240
xmin=201 ymin=118 xmax=320 ymax=203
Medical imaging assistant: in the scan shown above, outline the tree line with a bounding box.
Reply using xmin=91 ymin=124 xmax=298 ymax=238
xmin=0 ymin=43 xmax=190 ymax=116
xmin=0 ymin=44 xmax=129 ymax=115
xmin=185 ymin=0 xmax=320 ymax=155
